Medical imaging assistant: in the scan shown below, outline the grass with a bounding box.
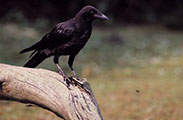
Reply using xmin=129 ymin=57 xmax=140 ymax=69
xmin=91 ymin=56 xmax=183 ymax=120
xmin=0 ymin=22 xmax=183 ymax=120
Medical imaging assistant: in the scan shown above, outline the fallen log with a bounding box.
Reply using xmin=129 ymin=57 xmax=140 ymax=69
xmin=0 ymin=63 xmax=103 ymax=120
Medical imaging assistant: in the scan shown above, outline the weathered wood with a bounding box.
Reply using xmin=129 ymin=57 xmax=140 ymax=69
xmin=0 ymin=63 xmax=103 ymax=120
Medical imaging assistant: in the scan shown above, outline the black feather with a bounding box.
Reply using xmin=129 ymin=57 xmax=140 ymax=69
xmin=29 ymin=50 xmax=37 ymax=58
xmin=20 ymin=45 xmax=36 ymax=54
xmin=24 ymin=52 xmax=49 ymax=68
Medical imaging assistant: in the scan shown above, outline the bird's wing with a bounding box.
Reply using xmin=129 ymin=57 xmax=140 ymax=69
xmin=20 ymin=22 xmax=74 ymax=55
xmin=33 ymin=22 xmax=74 ymax=50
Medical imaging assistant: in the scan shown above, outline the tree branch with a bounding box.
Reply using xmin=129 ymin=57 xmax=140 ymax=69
xmin=0 ymin=63 xmax=103 ymax=120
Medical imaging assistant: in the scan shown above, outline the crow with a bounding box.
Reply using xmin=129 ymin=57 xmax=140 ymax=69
xmin=20 ymin=5 xmax=108 ymax=81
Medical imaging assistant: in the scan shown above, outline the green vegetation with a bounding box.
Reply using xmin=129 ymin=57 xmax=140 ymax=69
xmin=1 ymin=1 xmax=183 ymax=29
xmin=0 ymin=23 xmax=183 ymax=120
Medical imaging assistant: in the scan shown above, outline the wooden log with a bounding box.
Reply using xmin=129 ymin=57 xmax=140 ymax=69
xmin=0 ymin=63 xmax=103 ymax=120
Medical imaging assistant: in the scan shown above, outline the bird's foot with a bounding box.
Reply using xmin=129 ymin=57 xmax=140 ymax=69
xmin=69 ymin=77 xmax=92 ymax=95
xmin=69 ymin=76 xmax=85 ymax=85
xmin=58 ymin=71 xmax=72 ymax=87
xmin=57 ymin=72 xmax=90 ymax=93
xmin=71 ymin=75 xmax=79 ymax=80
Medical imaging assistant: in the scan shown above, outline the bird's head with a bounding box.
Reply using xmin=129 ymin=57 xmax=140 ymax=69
xmin=75 ymin=5 xmax=109 ymax=23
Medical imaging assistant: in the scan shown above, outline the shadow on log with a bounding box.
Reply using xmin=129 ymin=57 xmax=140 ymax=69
xmin=0 ymin=63 xmax=103 ymax=120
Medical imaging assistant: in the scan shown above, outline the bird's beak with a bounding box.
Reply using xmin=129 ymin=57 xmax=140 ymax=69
xmin=94 ymin=12 xmax=109 ymax=20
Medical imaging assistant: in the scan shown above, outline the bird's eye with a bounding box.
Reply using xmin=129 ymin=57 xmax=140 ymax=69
xmin=90 ymin=10 xmax=94 ymax=14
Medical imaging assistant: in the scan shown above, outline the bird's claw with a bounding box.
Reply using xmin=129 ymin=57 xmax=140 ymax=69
xmin=58 ymin=71 xmax=68 ymax=79
xmin=57 ymin=71 xmax=88 ymax=90
xmin=71 ymin=75 xmax=79 ymax=80
xmin=69 ymin=77 xmax=91 ymax=94
xmin=69 ymin=76 xmax=86 ymax=86
xmin=58 ymin=71 xmax=72 ymax=87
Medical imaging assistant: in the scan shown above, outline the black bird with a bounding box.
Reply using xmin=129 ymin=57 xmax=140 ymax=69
xmin=20 ymin=5 xmax=108 ymax=80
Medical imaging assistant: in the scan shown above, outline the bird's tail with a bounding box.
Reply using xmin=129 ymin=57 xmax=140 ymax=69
xmin=24 ymin=51 xmax=48 ymax=68
xmin=20 ymin=45 xmax=37 ymax=54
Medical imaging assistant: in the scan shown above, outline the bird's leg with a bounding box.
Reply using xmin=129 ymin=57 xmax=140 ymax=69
xmin=54 ymin=56 xmax=69 ymax=80
xmin=68 ymin=55 xmax=84 ymax=85
xmin=71 ymin=67 xmax=77 ymax=78
xmin=55 ymin=64 xmax=67 ymax=78
xmin=68 ymin=54 xmax=78 ymax=78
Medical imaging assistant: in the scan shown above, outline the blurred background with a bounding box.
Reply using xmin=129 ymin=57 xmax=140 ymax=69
xmin=0 ymin=0 xmax=183 ymax=120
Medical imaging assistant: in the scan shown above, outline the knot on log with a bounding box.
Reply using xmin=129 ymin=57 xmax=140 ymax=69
xmin=0 ymin=76 xmax=4 ymax=92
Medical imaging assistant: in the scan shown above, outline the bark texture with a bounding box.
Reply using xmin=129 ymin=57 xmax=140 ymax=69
xmin=0 ymin=63 xmax=103 ymax=120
